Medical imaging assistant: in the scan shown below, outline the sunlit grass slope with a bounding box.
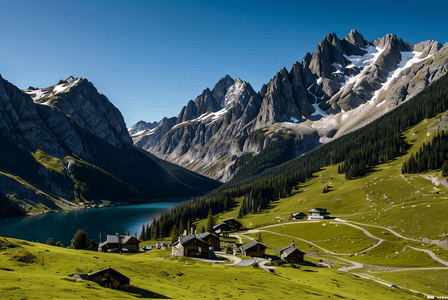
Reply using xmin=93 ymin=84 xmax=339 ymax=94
xmin=0 ymin=237 xmax=417 ymax=299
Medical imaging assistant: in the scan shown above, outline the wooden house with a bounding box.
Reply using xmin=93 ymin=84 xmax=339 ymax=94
xmin=172 ymin=234 xmax=211 ymax=257
xmin=98 ymin=234 xmax=141 ymax=253
xmin=222 ymin=218 xmax=243 ymax=231
xmin=280 ymin=246 xmax=305 ymax=263
xmin=213 ymin=222 xmax=230 ymax=235
xmin=240 ymin=240 xmax=267 ymax=257
xmin=86 ymin=239 xmax=98 ymax=251
xmin=197 ymin=232 xmax=221 ymax=250
xmin=308 ymin=208 xmax=330 ymax=220
xmin=88 ymin=267 xmax=130 ymax=290
xmin=291 ymin=212 xmax=307 ymax=220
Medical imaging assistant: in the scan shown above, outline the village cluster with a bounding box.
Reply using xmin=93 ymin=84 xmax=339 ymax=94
xmin=74 ymin=208 xmax=331 ymax=290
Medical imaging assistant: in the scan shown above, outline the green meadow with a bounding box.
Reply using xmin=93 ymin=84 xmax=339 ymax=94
xmin=3 ymin=112 xmax=448 ymax=299
xmin=0 ymin=237 xmax=417 ymax=299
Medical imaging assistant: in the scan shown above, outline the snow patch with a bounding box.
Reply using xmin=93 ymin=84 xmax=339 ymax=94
xmin=290 ymin=117 xmax=299 ymax=123
xmin=369 ymin=51 xmax=430 ymax=106
xmin=26 ymin=77 xmax=80 ymax=102
xmin=343 ymin=46 xmax=385 ymax=88
xmin=222 ymin=79 xmax=244 ymax=109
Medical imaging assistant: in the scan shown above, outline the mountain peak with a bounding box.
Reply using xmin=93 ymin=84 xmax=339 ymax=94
xmin=344 ymin=29 xmax=367 ymax=48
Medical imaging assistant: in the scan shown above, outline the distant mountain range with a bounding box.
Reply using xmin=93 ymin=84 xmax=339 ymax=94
xmin=130 ymin=30 xmax=448 ymax=182
xmin=0 ymin=75 xmax=220 ymax=217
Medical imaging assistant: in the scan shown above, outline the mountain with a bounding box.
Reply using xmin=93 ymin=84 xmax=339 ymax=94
xmin=132 ymin=30 xmax=448 ymax=182
xmin=0 ymin=76 xmax=220 ymax=217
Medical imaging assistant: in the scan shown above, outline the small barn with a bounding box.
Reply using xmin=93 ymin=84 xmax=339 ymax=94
xmin=197 ymin=232 xmax=221 ymax=250
xmin=280 ymin=246 xmax=305 ymax=263
xmin=308 ymin=208 xmax=330 ymax=220
xmin=222 ymin=218 xmax=243 ymax=231
xmin=291 ymin=212 xmax=307 ymax=220
xmin=86 ymin=239 xmax=98 ymax=251
xmin=88 ymin=267 xmax=130 ymax=290
xmin=213 ymin=222 xmax=230 ymax=235
xmin=240 ymin=240 xmax=267 ymax=257
xmin=172 ymin=234 xmax=211 ymax=257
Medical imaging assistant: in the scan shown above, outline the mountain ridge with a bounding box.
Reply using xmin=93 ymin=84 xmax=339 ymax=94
xmin=131 ymin=30 xmax=448 ymax=182
xmin=0 ymin=75 xmax=220 ymax=217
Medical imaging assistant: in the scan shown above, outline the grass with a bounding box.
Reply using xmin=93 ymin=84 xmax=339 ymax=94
xmin=369 ymin=269 xmax=448 ymax=297
xmin=32 ymin=150 xmax=65 ymax=175
xmin=197 ymin=111 xmax=448 ymax=296
xmin=0 ymin=237 xmax=418 ymax=299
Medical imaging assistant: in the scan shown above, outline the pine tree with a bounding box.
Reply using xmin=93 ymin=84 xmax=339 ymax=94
xmin=171 ymin=224 xmax=178 ymax=243
xmin=71 ymin=229 xmax=88 ymax=249
xmin=145 ymin=223 xmax=151 ymax=241
xmin=206 ymin=208 xmax=214 ymax=232
xmin=139 ymin=224 xmax=146 ymax=241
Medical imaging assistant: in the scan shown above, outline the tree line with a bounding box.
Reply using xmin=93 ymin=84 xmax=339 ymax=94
xmin=145 ymin=72 xmax=448 ymax=240
xmin=402 ymin=130 xmax=448 ymax=175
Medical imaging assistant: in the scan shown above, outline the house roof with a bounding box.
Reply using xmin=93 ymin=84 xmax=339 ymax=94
xmin=308 ymin=208 xmax=328 ymax=213
xmin=197 ymin=232 xmax=219 ymax=240
xmin=222 ymin=217 xmax=242 ymax=224
xmin=213 ymin=222 xmax=228 ymax=229
xmin=88 ymin=267 xmax=130 ymax=283
xmin=240 ymin=240 xmax=266 ymax=251
xmin=179 ymin=233 xmax=215 ymax=245
xmin=87 ymin=239 xmax=98 ymax=246
xmin=280 ymin=243 xmax=294 ymax=252
xmin=281 ymin=246 xmax=305 ymax=258
xmin=105 ymin=235 xmax=141 ymax=245
xmin=292 ymin=212 xmax=307 ymax=216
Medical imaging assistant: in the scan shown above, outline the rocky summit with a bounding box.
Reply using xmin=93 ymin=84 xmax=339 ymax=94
xmin=0 ymin=75 xmax=220 ymax=215
xmin=131 ymin=30 xmax=448 ymax=182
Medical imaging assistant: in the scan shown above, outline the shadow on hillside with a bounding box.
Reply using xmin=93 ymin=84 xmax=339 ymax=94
xmin=127 ymin=286 xmax=171 ymax=299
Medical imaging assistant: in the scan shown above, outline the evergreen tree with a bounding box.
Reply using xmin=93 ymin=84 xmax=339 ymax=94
xmin=206 ymin=208 xmax=214 ymax=232
xmin=46 ymin=237 xmax=55 ymax=246
xmin=139 ymin=224 xmax=146 ymax=241
xmin=187 ymin=219 xmax=192 ymax=234
xmin=256 ymin=232 xmax=262 ymax=243
xmin=71 ymin=229 xmax=88 ymax=249
xmin=171 ymin=224 xmax=178 ymax=243
xmin=145 ymin=223 xmax=151 ymax=241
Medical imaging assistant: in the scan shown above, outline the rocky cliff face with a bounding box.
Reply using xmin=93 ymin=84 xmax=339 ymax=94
xmin=0 ymin=76 xmax=220 ymax=214
xmin=132 ymin=30 xmax=448 ymax=182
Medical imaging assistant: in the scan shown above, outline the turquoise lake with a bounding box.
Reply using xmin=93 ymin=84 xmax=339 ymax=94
xmin=0 ymin=199 xmax=185 ymax=247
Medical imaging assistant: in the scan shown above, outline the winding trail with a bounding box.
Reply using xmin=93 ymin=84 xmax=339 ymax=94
xmin=228 ymin=219 xmax=448 ymax=297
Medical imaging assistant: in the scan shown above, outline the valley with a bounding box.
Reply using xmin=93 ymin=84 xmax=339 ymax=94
xmin=1 ymin=28 xmax=448 ymax=299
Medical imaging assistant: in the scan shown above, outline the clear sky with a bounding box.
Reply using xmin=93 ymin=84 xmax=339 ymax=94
xmin=1 ymin=0 xmax=447 ymax=127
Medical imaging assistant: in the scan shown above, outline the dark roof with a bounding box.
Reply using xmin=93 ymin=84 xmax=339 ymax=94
xmin=105 ymin=235 xmax=141 ymax=245
xmin=240 ymin=240 xmax=266 ymax=251
xmin=281 ymin=246 xmax=305 ymax=258
xmin=292 ymin=212 xmax=307 ymax=216
xmin=280 ymin=243 xmax=294 ymax=252
xmin=197 ymin=232 xmax=219 ymax=240
xmin=87 ymin=239 xmax=98 ymax=246
xmin=222 ymin=217 xmax=242 ymax=224
xmin=88 ymin=267 xmax=130 ymax=283
xmin=308 ymin=208 xmax=328 ymax=213
xmin=179 ymin=234 xmax=211 ymax=246
xmin=213 ymin=222 xmax=228 ymax=229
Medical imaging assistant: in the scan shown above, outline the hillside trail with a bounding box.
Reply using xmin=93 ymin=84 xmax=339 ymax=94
xmin=335 ymin=218 xmax=448 ymax=267
xmin=234 ymin=219 xmax=448 ymax=267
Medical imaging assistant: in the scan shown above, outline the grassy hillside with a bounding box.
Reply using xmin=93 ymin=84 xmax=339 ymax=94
xmin=3 ymin=113 xmax=448 ymax=298
xmin=0 ymin=237 xmax=418 ymax=299
xmin=197 ymin=110 xmax=448 ymax=297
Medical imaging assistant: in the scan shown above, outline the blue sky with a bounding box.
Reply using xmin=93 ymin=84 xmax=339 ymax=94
xmin=1 ymin=0 xmax=447 ymax=127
